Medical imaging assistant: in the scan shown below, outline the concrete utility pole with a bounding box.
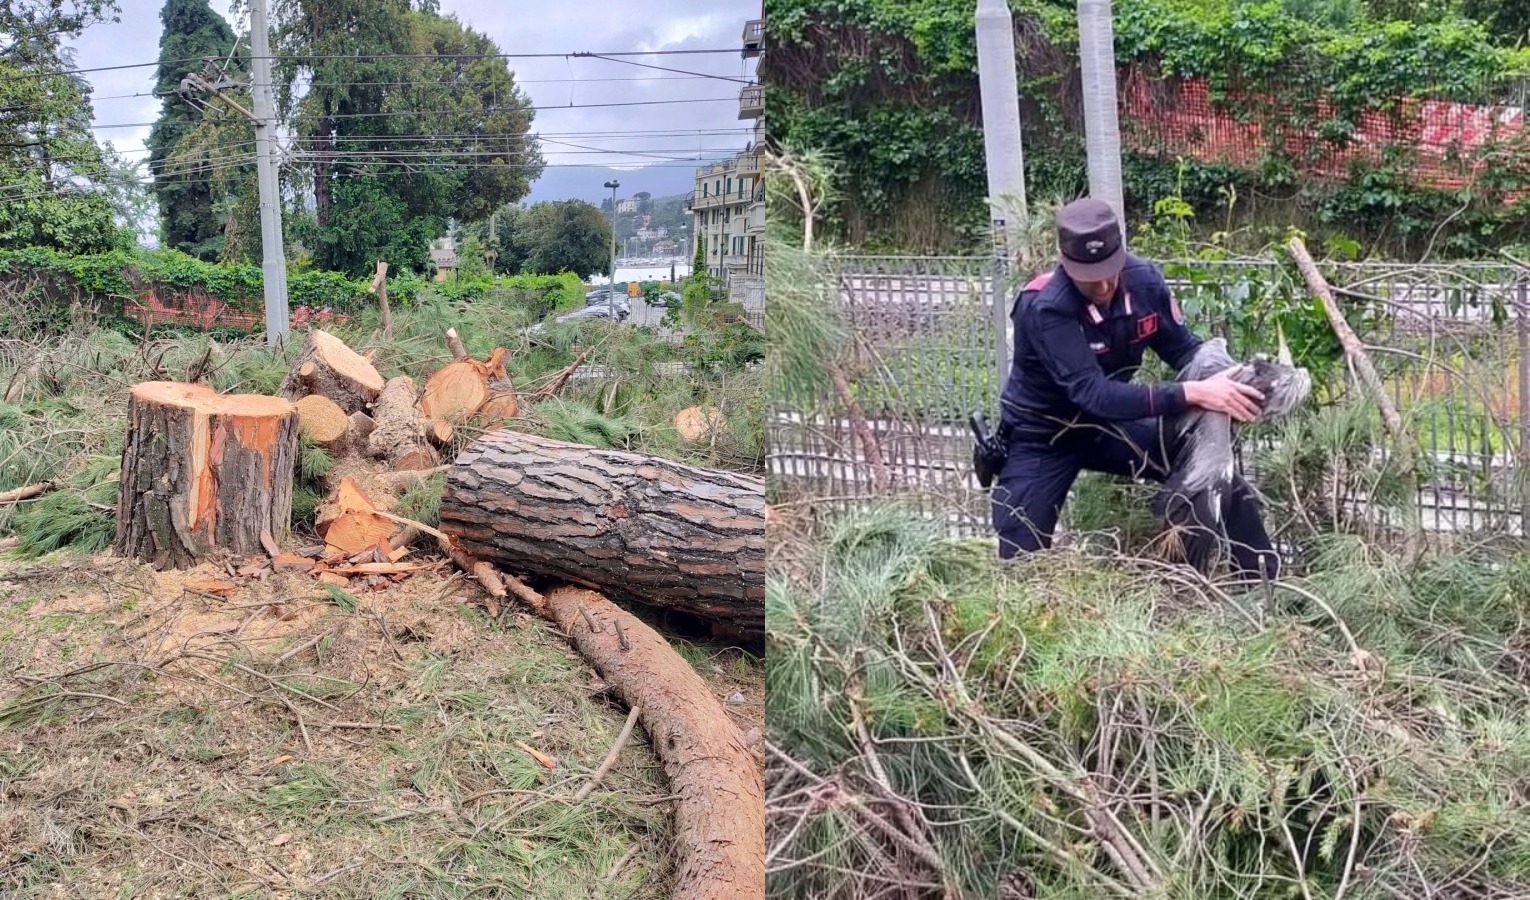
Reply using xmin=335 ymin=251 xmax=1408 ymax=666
xmin=604 ymin=180 xmax=619 ymax=318
xmin=250 ymin=0 xmax=289 ymax=345
xmin=1078 ymin=0 xmax=1125 ymax=225
xmin=975 ymin=0 xmax=1026 ymax=387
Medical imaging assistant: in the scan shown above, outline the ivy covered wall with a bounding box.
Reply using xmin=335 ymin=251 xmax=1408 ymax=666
xmin=763 ymin=0 xmax=1530 ymax=257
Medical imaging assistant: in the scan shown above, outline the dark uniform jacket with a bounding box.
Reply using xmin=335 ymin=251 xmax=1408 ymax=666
xmin=1000 ymin=253 xmax=1203 ymax=432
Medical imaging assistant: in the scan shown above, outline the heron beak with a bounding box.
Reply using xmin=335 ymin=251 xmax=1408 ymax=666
xmin=1276 ymin=321 xmax=1292 ymax=367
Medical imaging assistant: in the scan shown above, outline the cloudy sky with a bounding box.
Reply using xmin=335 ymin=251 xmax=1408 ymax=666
xmin=70 ymin=0 xmax=761 ymax=200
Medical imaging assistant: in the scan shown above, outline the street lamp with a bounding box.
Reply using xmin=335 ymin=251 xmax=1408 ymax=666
xmin=604 ymin=179 xmax=620 ymax=319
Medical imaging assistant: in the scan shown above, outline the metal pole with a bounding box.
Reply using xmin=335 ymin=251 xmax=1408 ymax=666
xmin=975 ymin=0 xmax=1025 ymax=392
xmin=1517 ymin=277 xmax=1529 ymax=537
xmin=250 ymin=0 xmax=289 ymax=345
xmin=605 ymin=180 xmax=619 ymax=317
xmin=1078 ymin=0 xmax=1125 ymax=225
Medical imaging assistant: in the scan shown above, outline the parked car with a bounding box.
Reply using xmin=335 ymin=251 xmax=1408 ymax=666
xmin=528 ymin=295 xmax=630 ymax=334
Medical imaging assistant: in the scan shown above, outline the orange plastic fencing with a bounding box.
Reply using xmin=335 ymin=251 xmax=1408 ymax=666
xmin=1119 ymin=70 xmax=1530 ymax=200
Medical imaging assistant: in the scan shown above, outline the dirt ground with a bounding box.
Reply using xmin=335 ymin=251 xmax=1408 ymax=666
xmin=0 ymin=545 xmax=764 ymax=899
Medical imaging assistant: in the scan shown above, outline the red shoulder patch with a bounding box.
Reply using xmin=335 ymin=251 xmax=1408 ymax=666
xmin=1022 ymin=272 xmax=1053 ymax=293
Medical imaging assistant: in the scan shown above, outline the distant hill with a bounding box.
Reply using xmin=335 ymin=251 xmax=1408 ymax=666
xmin=524 ymin=159 xmax=728 ymax=206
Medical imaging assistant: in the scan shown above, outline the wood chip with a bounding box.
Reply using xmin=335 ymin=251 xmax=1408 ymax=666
xmin=327 ymin=562 xmax=434 ymax=576
xmin=271 ymin=833 xmax=291 ymax=846
xmin=186 ymin=579 xmax=238 ymax=597
xmin=514 ymin=739 xmax=557 ymax=769
xmin=317 ymin=572 xmax=349 ymax=587
xmin=271 ymin=755 xmax=292 ymax=766
xmin=260 ymin=531 xmax=281 ymax=559
xmin=387 ymin=547 xmax=409 ymax=563
xmin=273 ymin=553 xmax=316 ymax=572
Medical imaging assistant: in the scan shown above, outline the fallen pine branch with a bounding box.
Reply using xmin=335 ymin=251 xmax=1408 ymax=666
xmin=529 ymin=349 xmax=589 ymax=401
xmin=0 ymin=480 xmax=55 ymax=505
xmin=574 ymin=704 xmax=642 ymax=802
xmin=492 ymin=573 xmax=764 ymax=899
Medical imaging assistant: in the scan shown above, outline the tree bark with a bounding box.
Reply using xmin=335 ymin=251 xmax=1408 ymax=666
xmin=279 ymin=329 xmax=385 ymax=415
xmin=115 ymin=382 xmax=299 ymax=569
xmin=438 ymin=431 xmax=764 ymax=635
xmin=531 ymin=583 xmax=764 ymax=900
xmin=366 ymin=375 xmax=437 ymax=467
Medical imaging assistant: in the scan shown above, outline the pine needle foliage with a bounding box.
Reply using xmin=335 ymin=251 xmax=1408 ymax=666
xmin=768 ymin=503 xmax=1530 ymax=899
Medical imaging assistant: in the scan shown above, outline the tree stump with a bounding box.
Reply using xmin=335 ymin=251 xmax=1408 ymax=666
xmin=438 ymin=430 xmax=765 ymax=636
xmin=115 ymin=382 xmax=300 ymax=569
xmin=279 ymin=329 xmax=385 ymax=415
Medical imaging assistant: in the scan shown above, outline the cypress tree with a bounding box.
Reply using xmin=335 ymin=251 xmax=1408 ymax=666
xmin=146 ymin=0 xmax=236 ymax=258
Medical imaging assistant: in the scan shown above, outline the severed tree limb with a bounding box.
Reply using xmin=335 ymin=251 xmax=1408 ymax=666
xmin=494 ymin=576 xmax=763 ymax=900
xmin=573 ymin=704 xmax=642 ymax=802
xmin=1288 ymin=237 xmax=1422 ymax=560
xmin=531 ymin=350 xmax=589 ymax=401
xmin=370 ymin=509 xmax=506 ymax=614
xmin=368 ymin=261 xmax=391 ymax=339
xmin=444 ymin=327 xmax=468 ymax=360
xmin=0 ymin=480 xmax=55 ymax=505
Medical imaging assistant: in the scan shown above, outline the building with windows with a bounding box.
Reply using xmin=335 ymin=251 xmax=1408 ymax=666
xmin=687 ymin=12 xmax=765 ymax=312
xmin=616 ymin=198 xmax=638 ymax=214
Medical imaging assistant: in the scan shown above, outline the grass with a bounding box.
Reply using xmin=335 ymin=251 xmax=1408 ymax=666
xmin=0 ymin=283 xmax=766 ymax=896
xmin=0 ymin=552 xmax=763 ymax=899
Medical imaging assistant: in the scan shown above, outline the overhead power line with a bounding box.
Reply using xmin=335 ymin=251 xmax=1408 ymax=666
xmin=0 ymin=161 xmax=720 ymax=204
xmin=88 ymin=96 xmax=743 ymax=130
xmin=0 ymin=74 xmax=743 ymax=116
xmin=0 ymin=48 xmax=750 ymax=84
xmin=572 ymin=53 xmax=754 ymax=85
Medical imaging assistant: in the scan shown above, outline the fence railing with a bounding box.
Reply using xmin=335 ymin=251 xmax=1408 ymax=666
xmin=768 ymin=254 xmax=1530 ymax=541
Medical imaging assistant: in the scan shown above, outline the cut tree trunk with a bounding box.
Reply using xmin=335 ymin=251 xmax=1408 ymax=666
xmin=115 ymin=382 xmax=299 ymax=568
xmin=279 ymin=329 xmax=386 ymax=415
xmin=294 ymin=394 xmax=374 ymax=457
xmin=438 ymin=431 xmax=765 ymax=636
xmin=365 ymin=375 xmax=438 ymax=468
xmin=525 ymin=583 xmax=764 ymax=900
xmin=674 ymin=406 xmax=722 ymax=442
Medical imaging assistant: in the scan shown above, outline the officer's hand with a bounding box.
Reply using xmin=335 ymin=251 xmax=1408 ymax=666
xmin=1185 ymin=368 xmax=1265 ymax=423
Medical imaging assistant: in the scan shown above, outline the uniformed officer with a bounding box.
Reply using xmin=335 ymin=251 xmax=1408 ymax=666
xmin=992 ymin=197 xmax=1279 ymax=577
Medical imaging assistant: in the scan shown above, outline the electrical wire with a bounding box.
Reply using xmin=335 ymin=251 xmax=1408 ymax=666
xmin=86 ymin=96 xmax=742 ymax=130
xmin=0 ymin=160 xmax=723 ymax=204
xmin=0 ymin=48 xmax=749 ymax=84
xmin=573 ymin=53 xmax=755 ymax=85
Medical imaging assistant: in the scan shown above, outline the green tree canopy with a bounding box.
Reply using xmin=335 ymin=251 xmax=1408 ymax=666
xmin=0 ymin=0 xmax=123 ymax=252
xmin=146 ymin=0 xmax=238 ymax=259
xmin=463 ymin=200 xmax=610 ymax=278
xmin=252 ymin=0 xmax=543 ymax=277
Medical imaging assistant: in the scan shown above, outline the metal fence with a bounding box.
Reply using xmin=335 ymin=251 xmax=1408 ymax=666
xmin=767 ymin=254 xmax=1530 ymax=540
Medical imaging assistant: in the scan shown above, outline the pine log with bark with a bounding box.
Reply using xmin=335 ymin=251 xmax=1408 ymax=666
xmin=531 ymin=583 xmax=764 ymax=900
xmin=279 ymin=329 xmax=385 ymax=414
xmin=115 ymin=382 xmax=299 ymax=568
xmin=365 ymin=375 xmax=439 ymax=469
xmin=438 ymin=431 xmax=764 ymax=635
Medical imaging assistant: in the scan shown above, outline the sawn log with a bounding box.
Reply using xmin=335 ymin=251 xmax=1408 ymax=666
xmin=437 ymin=431 xmax=764 ymax=636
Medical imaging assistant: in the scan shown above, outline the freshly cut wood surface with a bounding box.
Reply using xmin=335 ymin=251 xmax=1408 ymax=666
xmin=279 ymin=329 xmax=385 ymax=414
xmin=421 ymin=360 xmax=489 ymax=425
xmin=674 ymin=406 xmax=722 ymax=442
xmin=295 ymin=394 xmax=348 ymax=444
xmin=115 ymin=382 xmax=299 ymax=568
